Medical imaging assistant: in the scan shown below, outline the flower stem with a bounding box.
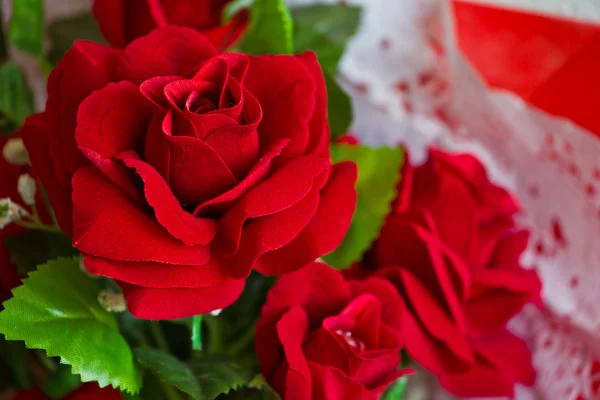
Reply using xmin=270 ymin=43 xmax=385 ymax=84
xmin=15 ymin=220 xmax=61 ymax=233
xmin=191 ymin=315 xmax=203 ymax=351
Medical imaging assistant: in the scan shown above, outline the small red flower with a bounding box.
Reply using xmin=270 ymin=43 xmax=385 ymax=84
xmin=350 ymin=149 xmax=542 ymax=397
xmin=256 ymin=262 xmax=410 ymax=400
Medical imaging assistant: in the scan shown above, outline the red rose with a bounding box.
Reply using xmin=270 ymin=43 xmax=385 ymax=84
xmin=352 ymin=149 xmax=542 ymax=397
xmin=93 ymin=0 xmax=247 ymax=50
xmin=255 ymin=262 xmax=410 ymax=400
xmin=14 ymin=383 xmax=121 ymax=400
xmin=22 ymin=27 xmax=357 ymax=320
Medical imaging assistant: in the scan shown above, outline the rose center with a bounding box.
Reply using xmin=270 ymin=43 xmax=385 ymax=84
xmin=334 ymin=329 xmax=367 ymax=352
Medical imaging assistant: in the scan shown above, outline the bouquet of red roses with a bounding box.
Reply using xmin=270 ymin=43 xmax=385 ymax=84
xmin=0 ymin=0 xmax=595 ymax=399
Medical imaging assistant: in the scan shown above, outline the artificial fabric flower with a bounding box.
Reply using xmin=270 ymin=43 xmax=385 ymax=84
xmin=256 ymin=262 xmax=410 ymax=400
xmin=21 ymin=26 xmax=357 ymax=320
xmin=93 ymin=0 xmax=247 ymax=50
xmin=349 ymin=149 xmax=542 ymax=397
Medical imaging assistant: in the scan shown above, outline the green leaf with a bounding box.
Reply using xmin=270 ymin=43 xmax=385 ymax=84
xmin=325 ymin=73 xmax=353 ymax=139
xmin=222 ymin=0 xmax=254 ymax=23
xmin=0 ymin=61 xmax=34 ymax=131
xmin=0 ymin=258 xmax=142 ymax=393
xmin=48 ymin=13 xmax=106 ymax=64
xmin=381 ymin=376 xmax=408 ymax=400
xmin=188 ymin=355 xmax=248 ymax=399
xmin=40 ymin=364 xmax=82 ymax=398
xmin=4 ymin=230 xmax=78 ymax=276
xmin=238 ymin=0 xmax=293 ymax=55
xmin=292 ymin=4 xmax=361 ymax=75
xmin=323 ymin=144 xmax=404 ymax=268
xmin=9 ymin=0 xmax=44 ymax=55
xmin=135 ymin=348 xmax=201 ymax=400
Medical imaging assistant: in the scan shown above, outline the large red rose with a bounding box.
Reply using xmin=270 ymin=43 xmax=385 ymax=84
xmin=21 ymin=27 xmax=357 ymax=320
xmin=93 ymin=0 xmax=246 ymax=50
xmin=13 ymin=383 xmax=121 ymax=400
xmin=255 ymin=262 xmax=410 ymax=400
xmin=351 ymin=149 xmax=542 ymax=397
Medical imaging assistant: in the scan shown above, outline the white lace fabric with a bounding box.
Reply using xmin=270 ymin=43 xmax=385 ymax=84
xmin=330 ymin=0 xmax=600 ymax=398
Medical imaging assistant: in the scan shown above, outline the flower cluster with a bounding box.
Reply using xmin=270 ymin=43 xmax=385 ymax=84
xmin=0 ymin=0 xmax=552 ymax=399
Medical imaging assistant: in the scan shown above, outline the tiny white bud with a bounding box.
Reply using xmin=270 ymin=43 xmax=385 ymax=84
xmin=2 ymin=138 xmax=29 ymax=165
xmin=210 ymin=309 xmax=223 ymax=316
xmin=0 ymin=198 xmax=27 ymax=229
xmin=98 ymin=290 xmax=127 ymax=313
xmin=17 ymin=174 xmax=36 ymax=206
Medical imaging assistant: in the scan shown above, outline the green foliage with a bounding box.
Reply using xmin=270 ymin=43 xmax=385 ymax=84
xmin=324 ymin=144 xmax=404 ymax=268
xmin=0 ymin=61 xmax=34 ymax=134
xmin=135 ymin=348 xmax=201 ymax=400
xmin=40 ymin=363 xmax=82 ymax=398
xmin=325 ymin=73 xmax=353 ymax=140
xmin=48 ymin=13 xmax=106 ymax=64
xmin=381 ymin=376 xmax=408 ymax=400
xmin=292 ymin=4 xmax=361 ymax=75
xmin=9 ymin=0 xmax=44 ymax=55
xmin=0 ymin=258 xmax=142 ymax=393
xmin=291 ymin=4 xmax=360 ymax=139
xmin=222 ymin=0 xmax=254 ymax=23
xmin=4 ymin=230 xmax=78 ymax=276
xmin=188 ymin=355 xmax=248 ymax=399
xmin=0 ymin=335 xmax=30 ymax=389
xmin=238 ymin=0 xmax=293 ymax=55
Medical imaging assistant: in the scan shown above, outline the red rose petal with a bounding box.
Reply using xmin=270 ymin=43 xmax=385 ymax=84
xmin=224 ymin=187 xmax=320 ymax=278
xmin=75 ymin=81 xmax=154 ymax=200
xmin=275 ymin=307 xmax=312 ymax=400
xmin=194 ymin=138 xmax=289 ymax=214
xmin=399 ymin=269 xmax=474 ymax=366
xmin=47 ymin=41 xmax=120 ymax=188
xmin=349 ymin=278 xmax=405 ymax=332
xmin=121 ymin=156 xmax=217 ymax=246
xmin=218 ymin=154 xmax=330 ymax=252
xmin=120 ymin=276 xmax=245 ymax=320
xmin=83 ymin=255 xmax=224 ymax=289
xmin=116 ymin=26 xmax=218 ymax=85
xmin=255 ymin=161 xmax=358 ymax=275
xmin=72 ymin=167 xmax=209 ymax=265
xmin=297 ymin=52 xmax=330 ymax=156
xmin=245 ymin=55 xmax=316 ymax=164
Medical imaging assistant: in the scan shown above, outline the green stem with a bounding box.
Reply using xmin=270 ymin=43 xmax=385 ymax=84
xmin=191 ymin=315 xmax=203 ymax=351
xmin=226 ymin=321 xmax=257 ymax=356
xmin=204 ymin=315 xmax=223 ymax=354
xmin=15 ymin=220 xmax=61 ymax=233
xmin=149 ymin=322 xmax=170 ymax=353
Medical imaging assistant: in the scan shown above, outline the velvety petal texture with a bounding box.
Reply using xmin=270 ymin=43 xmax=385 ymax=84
xmin=353 ymin=149 xmax=541 ymax=397
xmin=21 ymin=26 xmax=357 ymax=320
xmin=255 ymin=262 xmax=410 ymax=400
xmin=93 ymin=0 xmax=247 ymax=51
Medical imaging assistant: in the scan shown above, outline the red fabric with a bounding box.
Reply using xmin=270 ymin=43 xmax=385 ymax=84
xmin=22 ymin=27 xmax=357 ymax=320
xmin=255 ymin=262 xmax=410 ymax=400
xmin=453 ymin=0 xmax=600 ymax=137
xmin=13 ymin=383 xmax=121 ymax=400
xmin=0 ymin=136 xmax=25 ymax=303
xmin=93 ymin=0 xmax=247 ymax=51
xmin=350 ymin=149 xmax=541 ymax=397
